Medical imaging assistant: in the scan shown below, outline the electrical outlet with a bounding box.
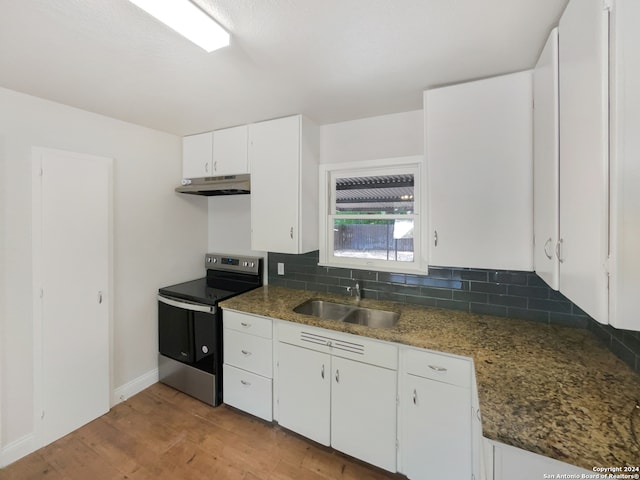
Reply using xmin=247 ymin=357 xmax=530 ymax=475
xmin=277 ymin=263 xmax=285 ymax=275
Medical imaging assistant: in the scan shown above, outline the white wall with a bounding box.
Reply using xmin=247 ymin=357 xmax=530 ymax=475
xmin=319 ymin=110 xmax=423 ymax=164
xmin=0 ymin=87 xmax=208 ymax=461
xmin=206 ymin=110 xmax=423 ymax=270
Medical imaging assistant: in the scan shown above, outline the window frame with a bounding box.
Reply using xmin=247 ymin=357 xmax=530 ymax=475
xmin=318 ymin=156 xmax=428 ymax=274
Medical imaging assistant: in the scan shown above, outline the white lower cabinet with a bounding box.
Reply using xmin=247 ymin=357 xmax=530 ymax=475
xmin=276 ymin=321 xmax=398 ymax=472
xmin=277 ymin=342 xmax=331 ymax=446
xmin=400 ymin=348 xmax=473 ymax=480
xmin=331 ymin=356 xmax=398 ymax=472
xmin=223 ymin=310 xmax=273 ymax=421
xmin=489 ymin=440 xmax=590 ymax=479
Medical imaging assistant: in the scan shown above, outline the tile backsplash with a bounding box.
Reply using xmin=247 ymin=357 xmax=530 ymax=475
xmin=267 ymin=250 xmax=640 ymax=373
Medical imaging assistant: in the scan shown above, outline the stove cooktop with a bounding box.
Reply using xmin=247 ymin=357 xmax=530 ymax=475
xmin=158 ymin=278 xmax=239 ymax=306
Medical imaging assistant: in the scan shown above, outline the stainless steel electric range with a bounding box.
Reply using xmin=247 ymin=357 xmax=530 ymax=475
xmin=157 ymin=253 xmax=263 ymax=406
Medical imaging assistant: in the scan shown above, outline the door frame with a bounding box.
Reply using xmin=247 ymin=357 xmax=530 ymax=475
xmin=31 ymin=146 xmax=114 ymax=448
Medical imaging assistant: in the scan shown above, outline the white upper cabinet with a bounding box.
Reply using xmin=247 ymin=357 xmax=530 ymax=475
xmin=182 ymin=131 xmax=213 ymax=179
xmin=212 ymin=125 xmax=249 ymax=176
xmin=249 ymin=115 xmax=319 ymax=254
xmin=533 ymin=28 xmax=560 ymax=290
xmin=558 ymin=0 xmax=609 ymax=324
xmin=609 ymin=0 xmax=640 ymax=330
xmin=425 ymin=70 xmax=533 ymax=271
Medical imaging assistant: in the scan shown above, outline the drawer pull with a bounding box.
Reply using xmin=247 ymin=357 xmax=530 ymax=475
xmin=335 ymin=369 xmax=340 ymax=383
xmin=240 ymin=322 xmax=251 ymax=328
xmin=321 ymin=364 xmax=325 ymax=379
xmin=240 ymin=380 xmax=251 ymax=386
xmin=428 ymin=365 xmax=447 ymax=373
xmin=412 ymin=388 xmax=417 ymax=405
xmin=241 ymin=350 xmax=252 ymax=356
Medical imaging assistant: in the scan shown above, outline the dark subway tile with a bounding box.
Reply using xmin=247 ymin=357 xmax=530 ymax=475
xmin=407 ymin=276 xmax=463 ymax=289
xmin=436 ymin=299 xmax=469 ymax=312
xmin=426 ymin=267 xmax=453 ymax=279
xmin=506 ymin=307 xmax=549 ymax=324
xmin=305 ymin=283 xmax=328 ymax=294
xmin=528 ymin=298 xmax=572 ymax=314
xmin=285 ymin=279 xmax=307 ymax=290
xmin=420 ymin=287 xmax=453 ymax=300
xmin=549 ymin=313 xmax=591 ymax=329
xmin=453 ymin=291 xmax=488 ymax=303
xmin=326 ymin=267 xmax=352 ymax=278
xmin=378 ymin=272 xmax=407 ymax=284
xmin=611 ymin=338 xmax=637 ymax=371
xmin=470 ymin=282 xmax=507 ymax=295
xmin=549 ymin=289 xmax=571 ymax=302
xmin=268 ymin=277 xmax=287 ymax=287
xmin=589 ymin=320 xmax=612 ymax=347
xmin=527 ymin=274 xmax=549 ymax=288
xmin=377 ymin=291 xmax=406 ymax=303
xmin=404 ymin=295 xmax=438 ymax=307
xmin=487 ymin=294 xmax=528 ymax=308
xmin=507 ymin=284 xmax=549 ymax=299
xmin=460 ymin=269 xmax=489 ymax=282
xmin=470 ymin=303 xmax=508 ymax=317
xmin=361 ymin=288 xmax=378 ymax=300
xmin=326 ymin=284 xmax=349 ymax=295
xmin=352 ymin=270 xmax=378 ymax=281
xmin=488 ymin=271 xmax=528 ymax=285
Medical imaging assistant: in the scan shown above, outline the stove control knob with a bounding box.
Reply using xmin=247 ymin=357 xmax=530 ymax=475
xmin=202 ymin=345 xmax=209 ymax=354
xmin=249 ymin=262 xmax=255 ymax=268
xmin=243 ymin=261 xmax=249 ymax=267
xmin=211 ymin=257 xmax=218 ymax=263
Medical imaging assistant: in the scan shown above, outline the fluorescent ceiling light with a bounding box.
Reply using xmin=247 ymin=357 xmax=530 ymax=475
xmin=128 ymin=0 xmax=230 ymax=52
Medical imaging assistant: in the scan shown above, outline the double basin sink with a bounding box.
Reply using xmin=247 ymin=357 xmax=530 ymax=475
xmin=293 ymin=299 xmax=400 ymax=329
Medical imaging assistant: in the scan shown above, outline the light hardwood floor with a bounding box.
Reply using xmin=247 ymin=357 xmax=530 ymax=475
xmin=1 ymin=383 xmax=401 ymax=479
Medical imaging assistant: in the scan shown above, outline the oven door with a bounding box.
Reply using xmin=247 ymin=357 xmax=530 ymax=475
xmin=158 ymin=295 xmax=216 ymax=368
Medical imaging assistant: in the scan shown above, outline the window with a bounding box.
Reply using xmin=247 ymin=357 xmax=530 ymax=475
xmin=319 ymin=156 xmax=427 ymax=273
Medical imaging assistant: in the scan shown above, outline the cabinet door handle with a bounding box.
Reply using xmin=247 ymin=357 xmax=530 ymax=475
xmin=335 ymin=369 xmax=340 ymax=383
xmin=428 ymin=365 xmax=447 ymax=373
xmin=321 ymin=364 xmax=325 ymax=379
xmin=412 ymin=388 xmax=417 ymax=405
xmin=241 ymin=350 xmax=252 ymax=356
xmin=240 ymin=380 xmax=251 ymax=386
xmin=240 ymin=322 xmax=251 ymax=328
xmin=213 ymin=161 xmax=217 ymax=171
xmin=556 ymin=238 xmax=564 ymax=263
xmin=290 ymin=227 xmax=294 ymax=239
xmin=205 ymin=162 xmax=209 ymax=173
xmin=544 ymin=238 xmax=553 ymax=260
xmin=433 ymin=230 xmax=438 ymax=247
xmin=97 ymin=291 xmax=103 ymax=304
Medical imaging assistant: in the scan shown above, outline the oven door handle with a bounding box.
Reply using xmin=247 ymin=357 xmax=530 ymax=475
xmin=157 ymin=295 xmax=216 ymax=314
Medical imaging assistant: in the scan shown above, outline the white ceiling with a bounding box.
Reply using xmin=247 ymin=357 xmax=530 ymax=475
xmin=0 ymin=0 xmax=568 ymax=136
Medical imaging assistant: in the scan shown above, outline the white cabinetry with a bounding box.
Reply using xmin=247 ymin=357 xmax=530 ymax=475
xmin=489 ymin=440 xmax=590 ymax=479
xmin=558 ymin=0 xmax=609 ymax=324
xmin=277 ymin=342 xmax=330 ymax=445
xmin=609 ymin=0 xmax=640 ymax=331
xmin=249 ymin=115 xmax=319 ymax=254
xmin=222 ymin=310 xmax=273 ymax=421
xmin=400 ymin=348 xmax=473 ymax=480
xmin=212 ymin=125 xmax=249 ymax=176
xmin=533 ymin=28 xmax=560 ymax=291
xmin=182 ymin=131 xmax=213 ymax=179
xmin=276 ymin=321 xmax=398 ymax=472
xmin=424 ymin=71 xmax=533 ymax=271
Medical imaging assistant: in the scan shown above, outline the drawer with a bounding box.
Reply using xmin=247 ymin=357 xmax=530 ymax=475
xmin=224 ymin=329 xmax=272 ymax=378
xmin=223 ymin=364 xmax=272 ymax=421
xmin=278 ymin=320 xmax=397 ymax=370
xmin=224 ymin=309 xmax=272 ymax=339
xmin=403 ymin=348 xmax=471 ymax=388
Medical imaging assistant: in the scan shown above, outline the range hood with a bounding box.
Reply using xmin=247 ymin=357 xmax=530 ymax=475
xmin=175 ymin=174 xmax=250 ymax=196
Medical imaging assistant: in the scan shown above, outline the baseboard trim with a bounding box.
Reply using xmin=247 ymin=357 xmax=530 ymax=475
xmin=111 ymin=368 xmax=159 ymax=406
xmin=0 ymin=433 xmax=36 ymax=468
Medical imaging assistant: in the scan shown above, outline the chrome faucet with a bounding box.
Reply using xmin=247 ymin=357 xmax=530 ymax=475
xmin=346 ymin=281 xmax=361 ymax=302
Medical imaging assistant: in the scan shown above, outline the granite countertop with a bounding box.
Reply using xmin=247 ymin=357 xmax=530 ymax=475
xmin=220 ymin=285 xmax=640 ymax=470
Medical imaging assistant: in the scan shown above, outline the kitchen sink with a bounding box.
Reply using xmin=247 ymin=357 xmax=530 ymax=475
xmin=342 ymin=307 xmax=400 ymax=329
xmin=293 ymin=299 xmax=399 ymax=328
xmin=293 ymin=299 xmax=353 ymax=320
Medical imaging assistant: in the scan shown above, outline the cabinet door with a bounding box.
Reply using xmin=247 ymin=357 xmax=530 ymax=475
xmin=331 ymin=356 xmax=397 ymax=472
xmin=182 ymin=132 xmax=213 ymax=179
xmin=558 ymin=0 xmax=609 ymax=323
xmin=277 ymin=342 xmax=330 ymax=446
xmin=402 ymin=375 xmax=471 ymax=480
xmin=425 ymin=71 xmax=533 ymax=270
xmin=249 ymin=116 xmax=300 ymax=253
xmin=533 ymin=28 xmax=560 ymax=290
xmin=212 ymin=125 xmax=248 ymax=176
xmin=492 ymin=441 xmax=590 ymax=479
